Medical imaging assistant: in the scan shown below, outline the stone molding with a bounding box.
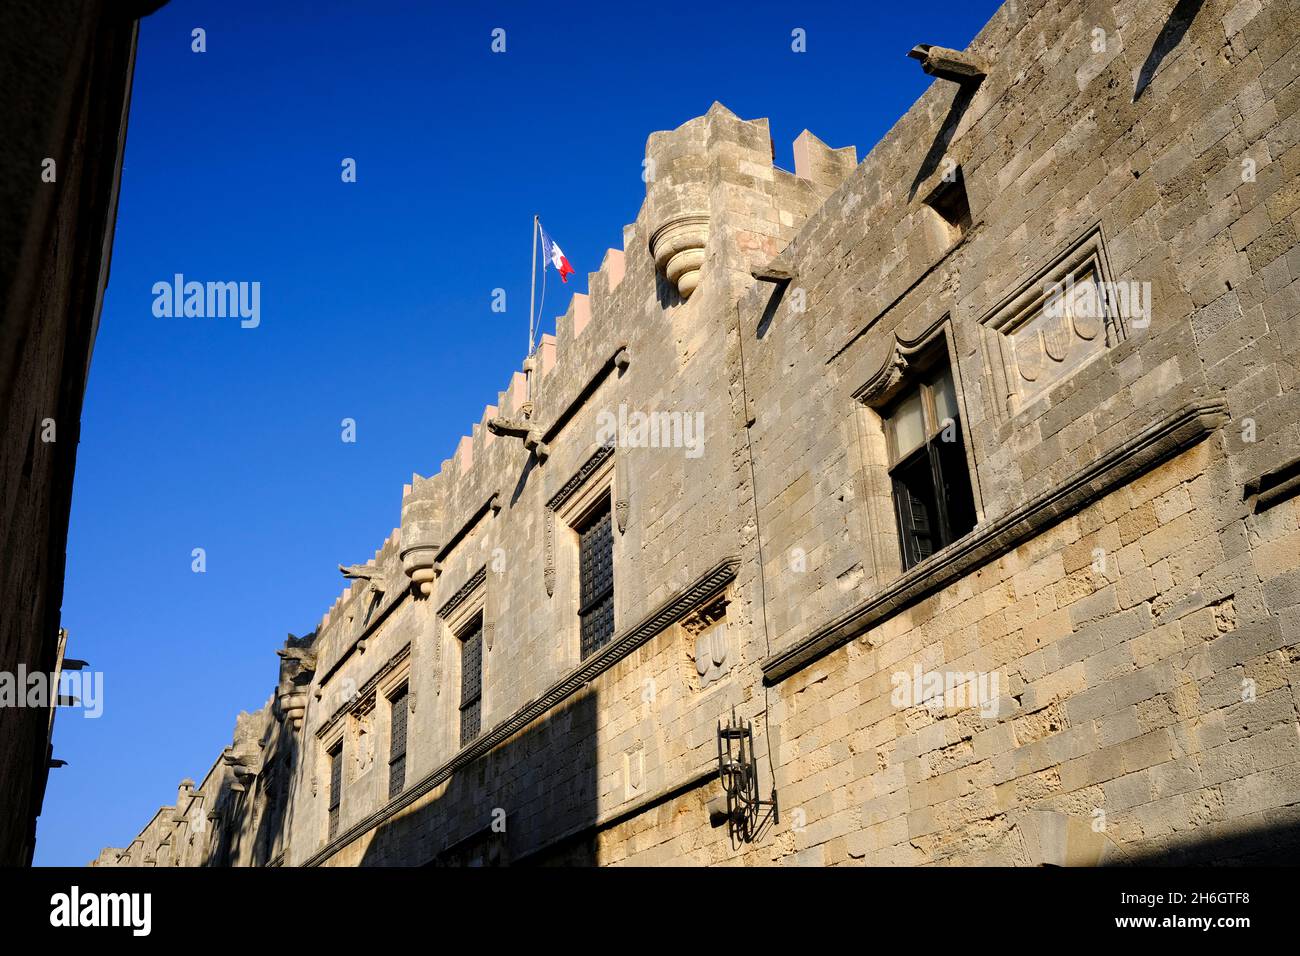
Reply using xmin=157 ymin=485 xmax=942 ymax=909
xmin=977 ymin=222 xmax=1127 ymax=421
xmin=1245 ymin=453 xmax=1300 ymax=514
xmin=762 ymin=398 xmax=1229 ymax=684
xmin=547 ymin=442 xmax=616 ymax=512
xmin=314 ymin=585 xmax=409 ymax=694
xmin=852 ymin=313 xmax=951 ymax=409
xmin=537 ymin=345 xmax=631 ymax=448
xmin=511 ymin=763 xmax=720 ymax=865
xmin=437 ymin=565 xmax=487 ymax=620
xmin=435 ymin=491 xmax=501 ymax=569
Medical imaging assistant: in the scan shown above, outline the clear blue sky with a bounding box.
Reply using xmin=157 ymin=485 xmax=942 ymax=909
xmin=36 ymin=0 xmax=1001 ymax=865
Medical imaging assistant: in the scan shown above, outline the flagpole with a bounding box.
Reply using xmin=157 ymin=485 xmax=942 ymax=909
xmin=527 ymin=214 xmax=539 ymax=359
xmin=525 ymin=215 xmax=539 ymax=415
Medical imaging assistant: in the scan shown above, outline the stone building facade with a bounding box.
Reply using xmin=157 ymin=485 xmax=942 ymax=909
xmin=1 ymin=0 xmax=169 ymax=866
xmin=96 ymin=0 xmax=1300 ymax=867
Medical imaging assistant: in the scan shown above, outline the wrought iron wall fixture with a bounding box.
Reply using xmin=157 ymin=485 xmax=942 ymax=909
xmin=716 ymin=709 xmax=778 ymax=845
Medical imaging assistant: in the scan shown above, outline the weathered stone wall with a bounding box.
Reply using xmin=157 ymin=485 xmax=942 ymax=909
xmin=732 ymin=0 xmax=1300 ymax=864
xmin=98 ymin=0 xmax=1300 ymax=867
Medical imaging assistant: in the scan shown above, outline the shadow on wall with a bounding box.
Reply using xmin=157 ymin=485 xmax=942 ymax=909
xmin=1132 ymin=0 xmax=1207 ymax=102
xmin=201 ymin=777 xmax=239 ymax=867
xmin=907 ymin=83 xmax=979 ymax=202
xmin=247 ymin=732 xmax=301 ymax=866
xmin=1113 ymin=817 xmax=1300 ymax=866
xmin=358 ymin=690 xmax=599 ymax=866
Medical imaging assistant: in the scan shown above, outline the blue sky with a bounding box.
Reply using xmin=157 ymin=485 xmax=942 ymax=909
xmin=36 ymin=0 xmax=1001 ymax=865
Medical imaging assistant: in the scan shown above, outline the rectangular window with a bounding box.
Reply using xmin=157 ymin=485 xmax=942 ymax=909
xmin=327 ymin=742 xmax=343 ymax=840
xmin=459 ymin=616 xmax=483 ymax=747
xmin=577 ymin=497 xmax=615 ymax=658
xmin=388 ymin=685 xmax=408 ymax=799
xmin=884 ymin=361 xmax=976 ymax=570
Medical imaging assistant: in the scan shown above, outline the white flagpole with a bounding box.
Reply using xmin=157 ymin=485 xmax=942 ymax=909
xmin=527 ymin=214 xmax=539 ymax=359
xmin=525 ymin=215 xmax=539 ymax=415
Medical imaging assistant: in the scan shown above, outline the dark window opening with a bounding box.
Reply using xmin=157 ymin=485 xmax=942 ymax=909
xmin=577 ymin=496 xmax=615 ymax=658
xmin=327 ymin=743 xmax=343 ymax=840
xmin=388 ymin=685 xmax=408 ymax=799
xmin=885 ymin=358 xmax=977 ymax=570
xmin=459 ymin=616 xmax=483 ymax=747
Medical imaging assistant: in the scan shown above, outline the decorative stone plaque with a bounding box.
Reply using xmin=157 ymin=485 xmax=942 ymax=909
xmin=980 ymin=225 xmax=1127 ymax=419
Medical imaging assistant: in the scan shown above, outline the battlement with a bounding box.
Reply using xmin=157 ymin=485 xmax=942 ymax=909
xmin=94 ymin=0 xmax=1300 ymax=871
xmin=91 ymin=100 xmax=859 ymax=872
xmin=318 ymin=527 xmax=401 ymax=635
xmin=96 ymin=80 xmax=1001 ymax=866
xmin=393 ymin=103 xmax=854 ymax=597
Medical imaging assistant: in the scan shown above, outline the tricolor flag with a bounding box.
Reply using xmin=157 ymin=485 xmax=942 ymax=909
xmin=539 ymin=224 xmax=575 ymax=283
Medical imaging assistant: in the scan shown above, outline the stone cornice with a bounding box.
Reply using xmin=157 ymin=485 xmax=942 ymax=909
xmin=762 ymin=398 xmax=1229 ymax=684
xmin=301 ymin=554 xmax=739 ymax=867
xmin=1245 ymin=452 xmax=1300 ymax=514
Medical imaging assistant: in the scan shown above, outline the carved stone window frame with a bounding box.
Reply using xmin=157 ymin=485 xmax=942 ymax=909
xmin=320 ymin=723 xmax=345 ymax=774
xmin=544 ymin=443 xmax=626 ymax=594
xmin=852 ymin=317 xmax=982 ymax=581
xmin=376 ymin=659 xmax=412 ymax=706
xmin=439 ymin=565 xmax=490 ymax=649
xmin=441 ymin=570 xmax=487 ymax=745
xmin=376 ymin=658 xmax=412 ymax=798
xmin=978 ymin=222 xmax=1127 ymax=422
xmin=320 ymin=723 xmax=345 ymax=842
xmin=546 ymin=445 xmax=618 ymax=667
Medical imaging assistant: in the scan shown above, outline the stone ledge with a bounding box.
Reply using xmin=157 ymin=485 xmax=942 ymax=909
xmin=301 ymin=554 xmax=740 ymax=867
xmin=761 ymin=398 xmax=1230 ymax=685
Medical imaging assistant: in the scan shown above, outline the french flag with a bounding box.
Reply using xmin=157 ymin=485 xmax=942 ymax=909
xmin=540 ymin=224 xmax=575 ymax=283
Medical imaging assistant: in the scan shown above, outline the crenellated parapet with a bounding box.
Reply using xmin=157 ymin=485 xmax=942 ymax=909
xmin=644 ymin=102 xmax=856 ymax=302
xmin=97 ymin=101 xmax=856 ymax=868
